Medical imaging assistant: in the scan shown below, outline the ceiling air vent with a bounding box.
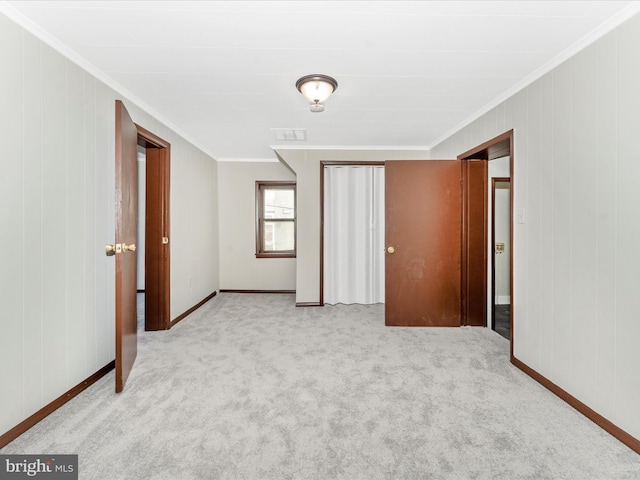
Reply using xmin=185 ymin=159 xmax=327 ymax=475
xmin=271 ymin=128 xmax=307 ymax=142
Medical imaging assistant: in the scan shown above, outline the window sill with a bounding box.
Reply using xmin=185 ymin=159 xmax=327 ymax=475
xmin=256 ymin=252 xmax=296 ymax=259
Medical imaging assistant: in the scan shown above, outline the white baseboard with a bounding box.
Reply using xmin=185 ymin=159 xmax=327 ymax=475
xmin=496 ymin=295 xmax=511 ymax=305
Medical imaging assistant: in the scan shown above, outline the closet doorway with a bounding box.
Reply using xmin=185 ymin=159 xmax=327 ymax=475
xmin=321 ymin=162 xmax=385 ymax=305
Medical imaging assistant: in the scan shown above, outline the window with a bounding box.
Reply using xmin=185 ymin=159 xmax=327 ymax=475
xmin=256 ymin=181 xmax=296 ymax=258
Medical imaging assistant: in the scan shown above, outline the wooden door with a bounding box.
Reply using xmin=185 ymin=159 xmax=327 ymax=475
xmin=115 ymin=100 xmax=138 ymax=392
xmin=142 ymin=142 xmax=170 ymax=331
xmin=462 ymin=159 xmax=488 ymax=326
xmin=385 ymin=160 xmax=462 ymax=326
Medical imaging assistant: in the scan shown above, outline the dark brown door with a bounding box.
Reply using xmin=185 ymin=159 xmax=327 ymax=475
xmin=462 ymin=159 xmax=488 ymax=326
xmin=115 ymin=100 xmax=138 ymax=392
xmin=142 ymin=143 xmax=170 ymax=331
xmin=385 ymin=160 xmax=462 ymax=326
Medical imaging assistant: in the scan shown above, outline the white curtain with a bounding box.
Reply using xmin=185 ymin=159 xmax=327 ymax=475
xmin=324 ymin=166 xmax=385 ymax=304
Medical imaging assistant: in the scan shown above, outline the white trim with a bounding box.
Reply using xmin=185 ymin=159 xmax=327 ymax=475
xmin=0 ymin=1 xmax=219 ymax=161
xmin=496 ymin=296 xmax=511 ymax=305
xmin=428 ymin=2 xmax=640 ymax=150
xmin=216 ymin=157 xmax=279 ymax=163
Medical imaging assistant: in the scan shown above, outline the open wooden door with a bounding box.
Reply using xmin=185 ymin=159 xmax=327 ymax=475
xmin=115 ymin=100 xmax=138 ymax=392
xmin=385 ymin=160 xmax=462 ymax=326
xmin=462 ymin=159 xmax=488 ymax=326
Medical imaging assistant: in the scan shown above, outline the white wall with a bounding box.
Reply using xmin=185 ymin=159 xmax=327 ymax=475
xmin=218 ymin=161 xmax=296 ymax=291
xmin=493 ymin=183 xmax=511 ymax=304
xmin=488 ymin=156 xmax=511 ymax=307
xmin=275 ymin=149 xmax=430 ymax=304
xmin=430 ymin=13 xmax=640 ymax=440
xmin=0 ymin=12 xmax=219 ymax=438
xmin=137 ymin=148 xmax=146 ymax=290
xmin=166 ymin=134 xmax=218 ymax=319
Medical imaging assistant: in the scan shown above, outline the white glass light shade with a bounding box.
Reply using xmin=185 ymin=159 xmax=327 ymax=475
xmin=296 ymin=74 xmax=338 ymax=105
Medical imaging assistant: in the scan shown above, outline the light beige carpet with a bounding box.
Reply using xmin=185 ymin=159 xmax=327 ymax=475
xmin=2 ymin=293 xmax=639 ymax=479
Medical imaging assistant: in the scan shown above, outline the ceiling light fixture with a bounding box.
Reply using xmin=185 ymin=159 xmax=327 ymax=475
xmin=296 ymin=74 xmax=338 ymax=113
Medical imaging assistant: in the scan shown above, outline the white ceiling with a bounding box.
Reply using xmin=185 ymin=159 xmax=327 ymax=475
xmin=3 ymin=1 xmax=640 ymax=161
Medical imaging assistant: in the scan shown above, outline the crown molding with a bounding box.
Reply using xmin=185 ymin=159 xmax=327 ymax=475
xmin=428 ymin=3 xmax=640 ymax=150
xmin=0 ymin=1 xmax=219 ymax=161
xmin=216 ymin=157 xmax=279 ymax=163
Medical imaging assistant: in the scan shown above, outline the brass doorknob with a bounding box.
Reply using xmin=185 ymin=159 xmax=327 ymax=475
xmin=387 ymin=246 xmax=395 ymax=254
xmin=105 ymin=244 xmax=116 ymax=256
xmin=123 ymin=243 xmax=137 ymax=252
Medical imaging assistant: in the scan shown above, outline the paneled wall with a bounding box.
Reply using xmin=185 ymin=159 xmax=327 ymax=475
xmin=217 ymin=161 xmax=296 ymax=291
xmin=0 ymin=13 xmax=218 ymax=438
xmin=430 ymin=13 xmax=640 ymax=440
xmin=167 ymin=134 xmax=218 ymax=318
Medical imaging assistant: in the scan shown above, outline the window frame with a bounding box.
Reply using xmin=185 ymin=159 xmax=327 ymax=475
xmin=255 ymin=180 xmax=297 ymax=258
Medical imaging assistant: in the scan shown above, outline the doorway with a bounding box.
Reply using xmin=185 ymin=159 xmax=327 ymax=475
xmin=114 ymin=101 xmax=171 ymax=393
xmin=137 ymin=145 xmax=146 ymax=332
xmin=491 ymin=177 xmax=511 ymax=340
xmin=458 ymin=130 xmax=513 ymax=347
xmin=136 ymin=124 xmax=171 ymax=331
xmin=322 ymin=163 xmax=385 ymax=305
xmin=319 ymin=161 xmax=385 ymax=305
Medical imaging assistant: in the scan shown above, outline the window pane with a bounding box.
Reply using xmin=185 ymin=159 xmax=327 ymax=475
xmin=264 ymin=189 xmax=295 ymax=219
xmin=264 ymin=221 xmax=295 ymax=251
